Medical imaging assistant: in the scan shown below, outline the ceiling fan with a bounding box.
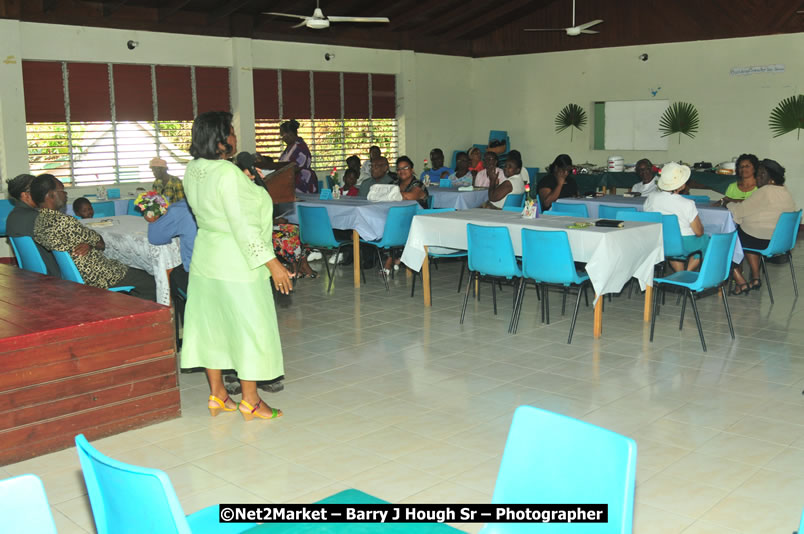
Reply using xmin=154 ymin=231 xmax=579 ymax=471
xmin=524 ymin=0 xmax=602 ymax=36
xmin=262 ymin=0 xmax=390 ymax=30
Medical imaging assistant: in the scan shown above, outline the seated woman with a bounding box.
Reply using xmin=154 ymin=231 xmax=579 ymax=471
xmin=395 ymin=156 xmax=428 ymax=208
xmin=538 ymin=154 xmax=578 ymax=211
xmin=718 ymin=153 xmax=758 ymax=205
xmin=448 ymin=152 xmax=473 ymax=187
xmin=467 ymin=147 xmax=484 ymax=178
xmin=727 ymin=159 xmax=796 ymax=294
xmin=644 ymin=162 xmax=709 ymax=272
xmin=484 ymin=152 xmax=526 ymax=209
xmin=473 ymin=151 xmax=503 ymax=188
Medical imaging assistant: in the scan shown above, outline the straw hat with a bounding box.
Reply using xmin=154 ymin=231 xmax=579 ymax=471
xmin=150 ymin=157 xmax=168 ymax=168
xmin=657 ymin=162 xmax=691 ymax=191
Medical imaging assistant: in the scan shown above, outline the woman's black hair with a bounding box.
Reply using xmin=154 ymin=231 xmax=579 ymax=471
xmin=484 ymin=151 xmax=499 ymax=165
xmin=346 ymin=155 xmax=360 ymax=166
xmin=456 ymin=151 xmax=468 ymax=160
xmin=506 ymin=152 xmax=523 ymax=169
xmin=736 ymin=153 xmax=759 ymax=179
xmin=6 ymin=173 xmax=35 ymax=201
xmin=548 ymin=154 xmax=573 ymax=175
xmin=280 ymin=119 xmax=300 ymax=135
xmin=396 ymin=155 xmax=414 ymax=169
xmin=190 ymin=111 xmax=233 ymax=160
xmin=30 ymin=174 xmax=59 ymax=206
xmin=760 ymin=158 xmax=786 ymax=185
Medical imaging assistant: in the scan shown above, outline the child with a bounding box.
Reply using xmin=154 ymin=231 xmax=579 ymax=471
xmin=342 ymin=168 xmax=359 ymax=196
xmin=72 ymin=197 xmax=94 ymax=219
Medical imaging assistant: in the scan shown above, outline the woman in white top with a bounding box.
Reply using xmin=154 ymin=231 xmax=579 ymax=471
xmin=630 ymin=159 xmax=659 ymax=195
xmin=644 ymin=162 xmax=709 ymax=272
xmin=485 ymin=153 xmax=526 ymax=209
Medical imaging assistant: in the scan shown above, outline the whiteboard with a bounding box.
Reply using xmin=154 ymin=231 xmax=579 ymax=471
xmin=603 ymin=100 xmax=668 ymax=150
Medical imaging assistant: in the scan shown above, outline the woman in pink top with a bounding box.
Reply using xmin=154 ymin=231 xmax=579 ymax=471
xmin=474 ymin=151 xmax=502 ymax=188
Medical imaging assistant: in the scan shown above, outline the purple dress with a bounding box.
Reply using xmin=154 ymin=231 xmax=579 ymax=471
xmin=279 ymin=137 xmax=318 ymax=194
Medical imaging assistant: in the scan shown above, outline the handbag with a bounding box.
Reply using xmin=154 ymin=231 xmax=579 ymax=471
xmin=366 ymin=184 xmax=403 ymax=202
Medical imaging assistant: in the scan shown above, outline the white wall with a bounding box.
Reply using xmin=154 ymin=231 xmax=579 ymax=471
xmin=471 ymin=33 xmax=804 ymax=205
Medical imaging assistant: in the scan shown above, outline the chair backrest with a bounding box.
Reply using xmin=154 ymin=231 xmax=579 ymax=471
xmin=53 ymin=250 xmax=86 ymax=284
xmin=681 ymin=194 xmax=711 ymax=203
xmin=93 ymin=201 xmax=116 ymax=218
xmin=297 ymin=205 xmax=341 ymax=248
xmin=693 ymin=232 xmax=737 ymax=290
xmin=489 ymin=406 xmax=636 ymax=534
xmin=417 ymin=208 xmax=456 ymax=215
xmin=503 ymin=193 xmax=525 ymax=209
xmin=763 ymin=210 xmax=803 ymax=255
xmin=466 ymin=223 xmax=518 ymax=278
xmin=376 ymin=204 xmax=418 ymax=247
xmin=617 ymin=210 xmax=662 ymax=223
xmin=551 ymin=202 xmax=589 ymax=217
xmin=502 ymin=206 xmax=523 ymax=212
xmin=599 ymin=205 xmax=636 ymax=219
xmin=660 ymin=214 xmax=686 ymax=257
xmin=0 ymin=198 xmax=13 ymax=235
xmin=75 ymin=434 xmax=191 ymax=534
xmin=9 ymin=236 xmax=48 ymax=274
xmin=107 ymin=188 xmax=121 ymax=199
xmin=521 ymin=229 xmax=578 ymax=284
xmin=0 ymin=474 xmax=58 ymax=534
xmin=126 ymin=199 xmax=141 ymax=216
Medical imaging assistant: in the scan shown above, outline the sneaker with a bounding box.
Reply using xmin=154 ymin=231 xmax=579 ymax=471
xmin=307 ymin=251 xmax=323 ymax=261
xmin=328 ymin=255 xmax=339 ymax=265
xmin=393 ymin=264 xmax=400 ymax=271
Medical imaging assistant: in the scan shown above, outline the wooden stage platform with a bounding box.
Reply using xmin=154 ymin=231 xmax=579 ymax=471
xmin=0 ymin=264 xmax=180 ymax=465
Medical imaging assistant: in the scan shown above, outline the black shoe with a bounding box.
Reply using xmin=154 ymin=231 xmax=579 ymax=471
xmin=258 ymin=381 xmax=284 ymax=393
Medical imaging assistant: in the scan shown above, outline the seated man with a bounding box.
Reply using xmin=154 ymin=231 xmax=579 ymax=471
xmin=358 ymin=145 xmax=381 ymax=185
xmin=421 ymin=148 xmax=453 ymax=185
xmin=72 ymin=197 xmax=94 ymax=219
xmin=30 ymin=175 xmax=157 ymax=301
xmin=358 ymin=156 xmax=394 ymax=198
xmin=5 ymin=173 xmax=61 ymax=276
xmin=150 ymin=157 xmax=185 ymax=203
xmin=630 ymin=159 xmax=658 ymax=195
xmin=146 ymin=199 xmax=196 ymax=299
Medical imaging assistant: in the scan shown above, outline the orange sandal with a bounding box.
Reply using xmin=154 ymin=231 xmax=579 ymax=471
xmin=239 ymin=400 xmax=282 ymax=421
xmin=208 ymin=395 xmax=237 ymax=417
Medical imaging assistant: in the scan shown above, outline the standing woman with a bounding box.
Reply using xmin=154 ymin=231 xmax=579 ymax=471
xmin=279 ymin=119 xmax=319 ymax=194
xmin=182 ymin=111 xmax=293 ymax=421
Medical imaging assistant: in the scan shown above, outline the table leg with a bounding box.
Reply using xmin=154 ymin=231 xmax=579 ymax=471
xmin=644 ymin=285 xmax=653 ymax=322
xmin=593 ymin=294 xmax=603 ymax=338
xmin=422 ymin=246 xmax=431 ymax=307
xmin=352 ymin=230 xmax=360 ymax=288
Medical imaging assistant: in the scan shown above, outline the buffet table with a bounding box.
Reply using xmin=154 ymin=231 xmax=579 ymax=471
xmin=531 ymin=171 xmax=735 ymax=196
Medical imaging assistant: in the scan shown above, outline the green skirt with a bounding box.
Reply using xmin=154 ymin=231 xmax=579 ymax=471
xmin=181 ymin=273 xmax=284 ymax=381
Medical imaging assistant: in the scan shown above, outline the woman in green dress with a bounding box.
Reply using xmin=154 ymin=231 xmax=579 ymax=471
xmin=718 ymin=153 xmax=758 ymax=205
xmin=182 ymin=111 xmax=293 ymax=421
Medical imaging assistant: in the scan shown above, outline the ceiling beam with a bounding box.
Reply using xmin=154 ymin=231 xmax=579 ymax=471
xmin=385 ymin=0 xmax=453 ymax=31
xmin=425 ymin=0 xmax=496 ymax=35
xmin=102 ymin=0 xmax=129 ymax=17
xmin=158 ymin=0 xmax=192 ymax=22
xmin=442 ymin=0 xmax=535 ymax=40
xmin=210 ymin=0 xmax=251 ymax=20
xmin=42 ymin=0 xmax=59 ymax=13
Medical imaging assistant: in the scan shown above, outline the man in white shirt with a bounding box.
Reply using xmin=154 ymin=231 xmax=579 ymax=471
xmin=630 ymin=159 xmax=658 ymax=195
xmin=357 ymin=145 xmax=381 ymax=185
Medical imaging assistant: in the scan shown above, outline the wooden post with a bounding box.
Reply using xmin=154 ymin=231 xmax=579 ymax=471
xmin=644 ymin=285 xmax=653 ymax=322
xmin=422 ymin=247 xmax=431 ymax=307
xmin=593 ymin=294 xmax=603 ymax=338
xmin=352 ymin=230 xmax=360 ymax=288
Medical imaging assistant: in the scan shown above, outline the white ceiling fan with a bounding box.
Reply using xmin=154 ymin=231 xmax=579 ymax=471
xmin=262 ymin=0 xmax=390 ymax=30
xmin=524 ymin=0 xmax=602 ymax=36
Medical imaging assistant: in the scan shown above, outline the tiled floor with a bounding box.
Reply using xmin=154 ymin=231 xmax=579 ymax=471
xmin=6 ymin=256 xmax=804 ymax=533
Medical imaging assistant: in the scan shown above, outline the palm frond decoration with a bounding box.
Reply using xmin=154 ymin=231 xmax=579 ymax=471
xmin=769 ymin=94 xmax=804 ymax=140
xmin=659 ymin=102 xmax=700 ymax=143
xmin=555 ymin=103 xmax=587 ymax=141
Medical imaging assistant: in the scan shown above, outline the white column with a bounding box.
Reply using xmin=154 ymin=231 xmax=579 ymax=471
xmin=0 ymin=20 xmax=30 ymax=196
xmin=230 ymin=37 xmax=255 ymax=153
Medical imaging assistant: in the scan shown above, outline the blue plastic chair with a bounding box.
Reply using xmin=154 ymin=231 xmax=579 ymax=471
xmin=359 ymin=204 xmax=418 ymax=291
xmin=9 ymin=236 xmax=48 ymax=275
xmin=297 ymin=205 xmax=353 ymax=292
xmin=0 ymin=198 xmax=13 ymax=236
xmin=0 ymin=474 xmax=58 ymax=534
xmin=502 ymin=206 xmax=522 ymax=212
xmin=551 ymin=202 xmax=589 ymax=217
xmin=461 ymin=224 xmax=523 ymax=332
xmin=107 ymin=188 xmax=121 ymax=199
xmin=127 ymin=199 xmax=142 ymax=216
xmin=681 ymin=194 xmax=711 ymax=203
xmin=515 ymin=229 xmax=591 ymax=343
xmin=661 ymin=214 xmax=703 ymax=269
xmin=742 ymin=210 xmax=802 ymax=305
xmin=616 ymin=210 xmax=662 ymax=223
xmin=481 ymin=405 xmax=637 ymax=534
xmin=650 ymin=232 xmax=738 ymax=352
xmin=410 ymin=209 xmax=467 ymax=300
xmin=797 ymin=508 xmax=803 ymax=534
xmin=52 ymin=250 xmax=134 ymax=293
xmin=93 ymin=201 xmax=116 ymax=218
xmin=599 ymin=205 xmax=636 ymax=219
xmin=75 ymin=434 xmax=255 ymax=534
xmin=502 ymin=193 xmax=525 ymax=210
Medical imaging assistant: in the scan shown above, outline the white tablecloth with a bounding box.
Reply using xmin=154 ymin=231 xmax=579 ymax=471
xmin=400 ymin=209 xmax=664 ymax=299
xmin=557 ymin=195 xmax=744 ymax=263
xmin=429 ymin=188 xmax=489 ymax=210
xmin=81 ymin=215 xmax=181 ymax=305
xmin=287 ymin=195 xmax=419 ymax=241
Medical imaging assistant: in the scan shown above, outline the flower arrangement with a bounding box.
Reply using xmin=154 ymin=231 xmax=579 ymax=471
xmin=134 ymin=191 xmax=169 ymax=218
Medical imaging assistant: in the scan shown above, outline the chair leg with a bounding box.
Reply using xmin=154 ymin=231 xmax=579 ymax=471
xmin=491 ymin=279 xmax=497 ymax=315
xmin=689 ymin=290 xmax=707 ymax=352
xmin=377 ymin=248 xmax=389 ymax=292
xmin=508 ymin=278 xmax=521 ymax=334
xmin=410 ymin=270 xmax=417 ymax=297
xmin=568 ymin=282 xmax=585 ymax=344
xmin=512 ymin=279 xmax=526 ymax=334
xmin=789 ymin=252 xmax=798 ymax=298
xmin=457 ymin=260 xmax=466 ymax=292
xmin=460 ymin=272 xmax=474 ymax=324
xmin=760 ymin=256 xmax=773 ymax=304
xmin=540 ymin=283 xmax=546 ymax=324
xmin=650 ymin=283 xmax=660 ymax=342
xmin=722 ymin=286 xmax=735 ymax=339
xmin=561 ymin=287 xmax=568 ymax=315
xmin=679 ymin=291 xmax=687 ymax=331
xmin=545 ymin=284 xmax=551 ymax=325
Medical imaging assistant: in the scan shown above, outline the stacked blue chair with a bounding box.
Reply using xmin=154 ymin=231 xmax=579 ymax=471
xmin=650 ymin=232 xmax=738 ymax=352
xmin=550 ymin=202 xmax=589 ymax=217
xmin=742 ymin=210 xmax=802 ymax=304
xmin=409 ymin=209 xmax=467 ymax=300
xmin=360 ymin=204 xmax=418 ymax=291
xmin=296 ymin=205 xmax=353 ymax=292
xmin=0 ymin=474 xmax=58 ymax=534
xmin=0 ymin=198 xmax=13 ymax=236
xmin=681 ymin=194 xmax=712 ymax=204
xmin=52 ymin=250 xmax=134 ymax=293
xmin=9 ymin=236 xmax=48 ymax=275
xmin=480 ymin=405 xmax=637 ymax=534
xmin=127 ymin=199 xmax=142 ymax=216
xmin=502 ymin=193 xmax=525 ymax=210
xmin=515 ymin=229 xmax=591 ymax=343
xmin=461 ymin=224 xmax=523 ymax=332
xmin=75 ymin=434 xmax=255 ymax=534
xmin=93 ymin=201 xmax=115 ymax=217
xmin=599 ymin=205 xmax=636 ymax=219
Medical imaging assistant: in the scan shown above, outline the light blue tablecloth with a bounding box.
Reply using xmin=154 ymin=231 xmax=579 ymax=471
xmin=429 ymin=187 xmax=489 ymax=210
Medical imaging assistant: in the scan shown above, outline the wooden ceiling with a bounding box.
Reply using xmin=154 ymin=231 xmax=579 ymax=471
xmin=2 ymin=0 xmax=803 ymax=58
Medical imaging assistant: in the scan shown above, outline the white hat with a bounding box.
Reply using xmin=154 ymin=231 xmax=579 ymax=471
xmin=150 ymin=157 xmax=167 ymax=168
xmin=657 ymin=162 xmax=691 ymax=191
